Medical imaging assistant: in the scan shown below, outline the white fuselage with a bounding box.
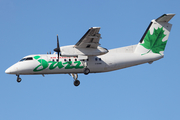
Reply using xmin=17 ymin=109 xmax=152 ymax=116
xmin=5 ymin=44 xmax=163 ymax=75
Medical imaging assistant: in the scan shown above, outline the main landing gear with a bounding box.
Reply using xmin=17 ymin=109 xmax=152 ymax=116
xmin=82 ymin=59 xmax=90 ymax=75
xmin=70 ymin=60 xmax=90 ymax=86
xmin=70 ymin=73 xmax=80 ymax=86
xmin=16 ymin=75 xmax=22 ymax=83
xmin=84 ymin=68 xmax=90 ymax=75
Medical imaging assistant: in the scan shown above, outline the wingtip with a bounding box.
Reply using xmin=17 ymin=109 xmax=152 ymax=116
xmin=90 ymin=27 xmax=101 ymax=29
xmin=166 ymin=13 xmax=176 ymax=16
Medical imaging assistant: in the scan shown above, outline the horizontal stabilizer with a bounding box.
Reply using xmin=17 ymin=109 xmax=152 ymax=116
xmin=156 ymin=14 xmax=175 ymax=22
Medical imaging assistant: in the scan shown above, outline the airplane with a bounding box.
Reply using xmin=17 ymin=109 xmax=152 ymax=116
xmin=5 ymin=13 xmax=175 ymax=86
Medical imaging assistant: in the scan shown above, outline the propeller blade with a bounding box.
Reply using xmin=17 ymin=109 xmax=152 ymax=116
xmin=58 ymin=52 xmax=60 ymax=62
xmin=57 ymin=35 xmax=60 ymax=51
xmin=53 ymin=35 xmax=61 ymax=52
xmin=53 ymin=34 xmax=61 ymax=62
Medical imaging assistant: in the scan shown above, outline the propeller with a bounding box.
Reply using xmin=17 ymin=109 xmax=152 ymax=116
xmin=54 ymin=35 xmax=61 ymax=61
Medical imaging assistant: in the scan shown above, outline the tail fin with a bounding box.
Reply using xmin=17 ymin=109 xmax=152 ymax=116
xmin=134 ymin=14 xmax=175 ymax=55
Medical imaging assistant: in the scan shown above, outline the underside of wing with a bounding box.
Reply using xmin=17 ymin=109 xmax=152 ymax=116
xmin=75 ymin=27 xmax=101 ymax=48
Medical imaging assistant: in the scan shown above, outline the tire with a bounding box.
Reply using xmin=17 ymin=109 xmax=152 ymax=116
xmin=17 ymin=78 xmax=22 ymax=83
xmin=84 ymin=68 xmax=90 ymax=75
xmin=74 ymin=80 xmax=80 ymax=86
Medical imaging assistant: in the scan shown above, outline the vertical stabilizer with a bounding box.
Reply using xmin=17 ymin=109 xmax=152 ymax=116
xmin=134 ymin=14 xmax=175 ymax=55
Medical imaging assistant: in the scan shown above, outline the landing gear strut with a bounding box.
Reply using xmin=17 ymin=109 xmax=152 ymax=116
xmin=16 ymin=75 xmax=22 ymax=83
xmin=70 ymin=73 xmax=80 ymax=86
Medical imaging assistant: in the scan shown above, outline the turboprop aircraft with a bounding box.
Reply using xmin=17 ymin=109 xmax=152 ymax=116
xmin=5 ymin=14 xmax=175 ymax=86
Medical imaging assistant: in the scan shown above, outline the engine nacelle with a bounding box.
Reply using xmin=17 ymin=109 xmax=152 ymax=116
xmin=60 ymin=45 xmax=108 ymax=56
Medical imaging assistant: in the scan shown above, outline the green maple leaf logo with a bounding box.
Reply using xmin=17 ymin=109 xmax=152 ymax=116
xmin=140 ymin=27 xmax=167 ymax=55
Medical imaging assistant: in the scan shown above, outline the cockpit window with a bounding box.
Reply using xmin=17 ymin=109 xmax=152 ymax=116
xmin=26 ymin=57 xmax=33 ymax=60
xmin=19 ymin=57 xmax=33 ymax=62
xmin=20 ymin=58 xmax=26 ymax=61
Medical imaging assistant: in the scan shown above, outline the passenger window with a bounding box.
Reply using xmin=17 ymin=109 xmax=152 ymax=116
xmin=69 ymin=59 xmax=71 ymax=61
xmin=52 ymin=59 xmax=54 ymax=62
xmin=95 ymin=58 xmax=97 ymax=61
xmin=75 ymin=59 xmax=77 ymax=61
xmin=99 ymin=58 xmax=101 ymax=61
xmin=64 ymin=59 xmax=66 ymax=62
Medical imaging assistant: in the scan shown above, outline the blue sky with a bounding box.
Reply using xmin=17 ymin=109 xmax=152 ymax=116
xmin=1 ymin=0 xmax=180 ymax=120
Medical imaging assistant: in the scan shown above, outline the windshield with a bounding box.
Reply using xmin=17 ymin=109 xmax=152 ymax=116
xmin=19 ymin=57 xmax=33 ymax=62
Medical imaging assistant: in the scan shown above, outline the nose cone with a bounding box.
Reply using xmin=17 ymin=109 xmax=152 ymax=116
xmin=5 ymin=63 xmax=19 ymax=74
xmin=5 ymin=67 xmax=11 ymax=74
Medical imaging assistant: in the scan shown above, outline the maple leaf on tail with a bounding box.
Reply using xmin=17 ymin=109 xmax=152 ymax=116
xmin=140 ymin=27 xmax=167 ymax=55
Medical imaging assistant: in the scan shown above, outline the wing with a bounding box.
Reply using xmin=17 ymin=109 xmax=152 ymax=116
xmin=61 ymin=27 xmax=108 ymax=56
xmin=74 ymin=27 xmax=102 ymax=48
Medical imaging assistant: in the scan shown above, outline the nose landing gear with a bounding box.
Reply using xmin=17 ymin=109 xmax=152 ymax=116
xmin=74 ymin=80 xmax=80 ymax=86
xmin=16 ymin=75 xmax=22 ymax=83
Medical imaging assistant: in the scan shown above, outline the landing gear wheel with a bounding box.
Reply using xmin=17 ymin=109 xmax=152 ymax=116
xmin=84 ymin=68 xmax=90 ymax=75
xmin=17 ymin=78 xmax=22 ymax=83
xmin=74 ymin=80 xmax=80 ymax=86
